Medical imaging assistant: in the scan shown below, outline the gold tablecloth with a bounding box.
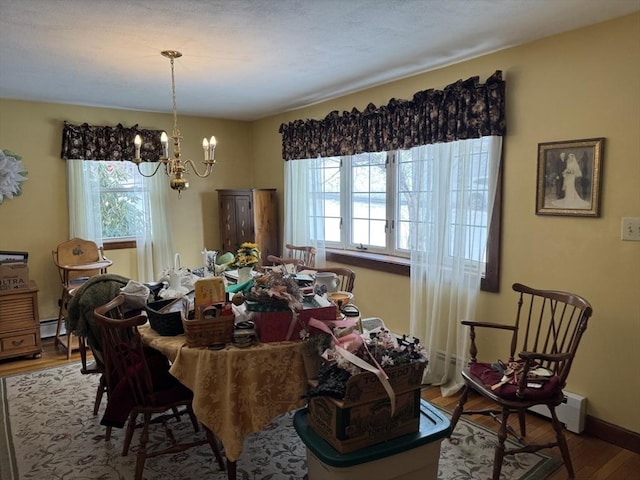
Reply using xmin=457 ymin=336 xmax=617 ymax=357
xmin=138 ymin=325 xmax=307 ymax=461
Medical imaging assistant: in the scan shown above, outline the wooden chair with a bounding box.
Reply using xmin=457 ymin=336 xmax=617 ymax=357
xmin=94 ymin=295 xmax=225 ymax=480
xmin=313 ymin=266 xmax=356 ymax=293
xmin=285 ymin=244 xmax=317 ymax=268
xmin=52 ymin=237 xmax=112 ymax=358
xmin=449 ymin=283 xmax=593 ymax=480
xmin=265 ymin=254 xmax=307 ymax=273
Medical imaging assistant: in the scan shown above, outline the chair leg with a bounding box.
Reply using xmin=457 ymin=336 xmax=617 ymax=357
xmin=517 ymin=407 xmax=527 ymax=438
xmin=93 ymin=376 xmax=106 ymax=416
xmin=56 ymin=289 xmax=76 ymax=359
xmin=123 ymin=411 xmax=138 ymax=456
xmin=550 ymin=407 xmax=575 ymax=478
xmin=55 ymin=289 xmax=67 ymax=348
xmin=203 ymin=425 xmax=226 ymax=471
xmin=105 ymin=426 xmax=112 ymax=442
xmin=186 ymin=404 xmax=200 ymax=432
xmin=134 ymin=413 xmax=151 ymax=480
xmin=449 ymin=385 xmax=469 ymax=434
xmin=493 ymin=408 xmax=510 ymax=480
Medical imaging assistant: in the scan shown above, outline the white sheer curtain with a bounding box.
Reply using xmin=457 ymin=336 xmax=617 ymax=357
xmin=409 ymin=136 xmax=502 ymax=396
xmin=66 ymin=160 xmax=174 ymax=283
xmin=67 ymin=160 xmax=103 ymax=243
xmin=134 ymin=163 xmax=174 ymax=283
xmin=283 ymin=159 xmax=326 ymax=266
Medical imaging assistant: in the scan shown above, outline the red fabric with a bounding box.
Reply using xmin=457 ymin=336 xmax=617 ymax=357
xmin=469 ymin=362 xmax=561 ymax=401
xmin=101 ymin=347 xmax=191 ymax=428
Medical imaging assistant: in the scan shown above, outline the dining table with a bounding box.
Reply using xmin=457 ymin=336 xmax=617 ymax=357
xmin=138 ymin=324 xmax=308 ymax=479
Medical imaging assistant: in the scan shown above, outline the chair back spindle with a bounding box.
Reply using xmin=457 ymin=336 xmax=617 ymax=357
xmin=511 ymin=283 xmax=592 ymax=387
xmin=285 ymin=244 xmax=317 ymax=268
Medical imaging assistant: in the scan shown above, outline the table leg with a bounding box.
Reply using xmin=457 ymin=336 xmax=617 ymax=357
xmin=226 ymin=459 xmax=236 ymax=480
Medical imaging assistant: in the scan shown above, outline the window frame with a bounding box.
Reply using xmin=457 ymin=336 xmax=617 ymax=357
xmin=80 ymin=160 xmax=151 ymax=251
xmin=318 ymin=149 xmax=503 ymax=293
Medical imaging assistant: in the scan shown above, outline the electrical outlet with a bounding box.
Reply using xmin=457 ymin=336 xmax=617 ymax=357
xmin=621 ymin=217 xmax=640 ymax=241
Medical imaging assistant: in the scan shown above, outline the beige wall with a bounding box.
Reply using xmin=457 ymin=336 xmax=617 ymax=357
xmin=253 ymin=13 xmax=640 ymax=433
xmin=1 ymin=14 xmax=638 ymax=432
xmin=0 ymin=101 xmax=253 ymax=320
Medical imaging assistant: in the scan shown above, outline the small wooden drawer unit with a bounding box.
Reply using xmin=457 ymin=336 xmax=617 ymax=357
xmin=0 ymin=281 xmax=42 ymax=360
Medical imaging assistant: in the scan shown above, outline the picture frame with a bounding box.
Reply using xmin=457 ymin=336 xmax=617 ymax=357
xmin=536 ymin=138 xmax=604 ymax=217
xmin=0 ymin=251 xmax=28 ymax=264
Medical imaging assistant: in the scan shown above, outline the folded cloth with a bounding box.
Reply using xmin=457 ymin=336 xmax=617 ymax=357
xmin=120 ymin=280 xmax=151 ymax=309
xmin=226 ymin=278 xmax=254 ymax=294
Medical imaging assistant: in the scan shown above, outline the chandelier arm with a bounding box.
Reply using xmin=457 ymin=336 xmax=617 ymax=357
xmin=134 ymin=161 xmax=165 ymax=177
xmin=181 ymin=159 xmax=216 ymax=178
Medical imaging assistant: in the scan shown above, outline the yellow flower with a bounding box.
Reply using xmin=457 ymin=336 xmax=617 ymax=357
xmin=234 ymin=242 xmax=261 ymax=267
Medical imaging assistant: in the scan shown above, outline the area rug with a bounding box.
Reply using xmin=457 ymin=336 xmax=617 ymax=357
xmin=0 ymin=363 xmax=561 ymax=479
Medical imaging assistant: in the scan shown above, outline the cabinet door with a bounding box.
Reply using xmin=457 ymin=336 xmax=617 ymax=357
xmin=219 ymin=193 xmax=239 ymax=251
xmin=219 ymin=191 xmax=254 ymax=252
xmin=234 ymin=195 xmax=254 ymax=245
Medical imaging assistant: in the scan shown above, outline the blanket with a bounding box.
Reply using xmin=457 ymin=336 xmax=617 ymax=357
xmin=66 ymin=273 xmax=130 ymax=352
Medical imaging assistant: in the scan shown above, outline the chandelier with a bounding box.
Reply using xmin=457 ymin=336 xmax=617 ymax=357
xmin=132 ymin=50 xmax=217 ymax=194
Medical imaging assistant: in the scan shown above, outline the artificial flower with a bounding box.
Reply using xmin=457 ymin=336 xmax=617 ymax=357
xmin=0 ymin=149 xmax=28 ymax=204
xmin=233 ymin=242 xmax=261 ymax=268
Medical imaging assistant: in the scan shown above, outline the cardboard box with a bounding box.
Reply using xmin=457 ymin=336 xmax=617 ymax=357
xmin=0 ymin=263 xmax=29 ymax=291
xmin=251 ymin=296 xmax=337 ymax=342
xmin=308 ymin=389 xmax=422 ymax=454
xmin=194 ymin=277 xmax=226 ymax=307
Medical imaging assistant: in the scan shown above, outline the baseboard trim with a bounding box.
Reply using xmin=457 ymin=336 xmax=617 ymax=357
xmin=585 ymin=415 xmax=640 ymax=454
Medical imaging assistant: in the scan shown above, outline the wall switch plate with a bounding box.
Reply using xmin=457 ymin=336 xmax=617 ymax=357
xmin=621 ymin=217 xmax=640 ymax=241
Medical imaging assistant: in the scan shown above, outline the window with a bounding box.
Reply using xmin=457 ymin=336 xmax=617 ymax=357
xmin=301 ymin=136 xmax=502 ymax=291
xmin=93 ymin=162 xmax=148 ymax=242
xmin=67 ymin=160 xmax=154 ymax=249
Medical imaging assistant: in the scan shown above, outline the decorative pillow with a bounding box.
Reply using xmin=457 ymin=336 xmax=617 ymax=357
xmin=469 ymin=362 xmax=561 ymax=401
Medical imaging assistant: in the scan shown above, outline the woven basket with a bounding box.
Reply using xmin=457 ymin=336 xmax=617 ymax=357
xmin=182 ymin=306 xmax=234 ymax=348
xmin=146 ymin=298 xmax=185 ymax=336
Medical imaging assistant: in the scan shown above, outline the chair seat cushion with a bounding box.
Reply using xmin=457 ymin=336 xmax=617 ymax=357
xmin=468 ymin=362 xmax=562 ymax=401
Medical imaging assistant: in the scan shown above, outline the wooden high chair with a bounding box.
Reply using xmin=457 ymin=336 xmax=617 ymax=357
xmin=52 ymin=237 xmax=112 ymax=358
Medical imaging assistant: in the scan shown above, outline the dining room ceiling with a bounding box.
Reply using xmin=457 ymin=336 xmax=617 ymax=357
xmin=0 ymin=0 xmax=638 ymax=121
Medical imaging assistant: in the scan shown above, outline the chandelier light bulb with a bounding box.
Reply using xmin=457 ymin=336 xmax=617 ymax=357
xmin=134 ymin=134 xmax=142 ymax=159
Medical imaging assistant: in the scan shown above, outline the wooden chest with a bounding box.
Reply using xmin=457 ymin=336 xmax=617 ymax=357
xmin=0 ymin=281 xmax=42 ymax=360
xmin=307 ymin=361 xmax=426 ymax=453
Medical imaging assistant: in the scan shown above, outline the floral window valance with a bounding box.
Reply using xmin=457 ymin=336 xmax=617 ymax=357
xmin=61 ymin=121 xmax=163 ymax=162
xmin=279 ymin=70 xmax=505 ymax=160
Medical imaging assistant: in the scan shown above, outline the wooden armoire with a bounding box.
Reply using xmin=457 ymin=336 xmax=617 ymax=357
xmin=217 ymin=189 xmax=279 ymax=265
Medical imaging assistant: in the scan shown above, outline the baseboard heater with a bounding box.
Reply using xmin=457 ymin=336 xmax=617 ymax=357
xmin=40 ymin=318 xmax=58 ymax=339
xmin=528 ymin=391 xmax=586 ymax=434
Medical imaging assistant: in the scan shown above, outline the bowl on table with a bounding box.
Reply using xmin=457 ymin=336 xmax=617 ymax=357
xmin=327 ymin=291 xmax=353 ymax=306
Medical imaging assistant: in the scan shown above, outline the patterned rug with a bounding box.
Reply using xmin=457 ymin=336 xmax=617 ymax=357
xmin=0 ymin=363 xmax=561 ymax=479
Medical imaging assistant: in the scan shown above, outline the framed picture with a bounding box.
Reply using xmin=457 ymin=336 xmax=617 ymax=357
xmin=536 ymin=138 xmax=604 ymax=217
xmin=0 ymin=251 xmax=28 ymax=264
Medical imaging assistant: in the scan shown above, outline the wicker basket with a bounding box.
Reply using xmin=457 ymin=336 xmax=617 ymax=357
xmin=182 ymin=305 xmax=235 ymax=348
xmin=146 ymin=298 xmax=185 ymax=336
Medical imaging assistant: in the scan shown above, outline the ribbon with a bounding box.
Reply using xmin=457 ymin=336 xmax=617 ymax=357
xmin=307 ymin=317 xmax=397 ymax=415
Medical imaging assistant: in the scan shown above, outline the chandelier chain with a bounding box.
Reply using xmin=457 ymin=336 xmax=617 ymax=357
xmin=170 ymin=56 xmax=179 ymax=136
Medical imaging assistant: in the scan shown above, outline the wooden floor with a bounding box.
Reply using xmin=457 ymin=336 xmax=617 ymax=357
xmin=2 ymin=338 xmax=639 ymax=480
